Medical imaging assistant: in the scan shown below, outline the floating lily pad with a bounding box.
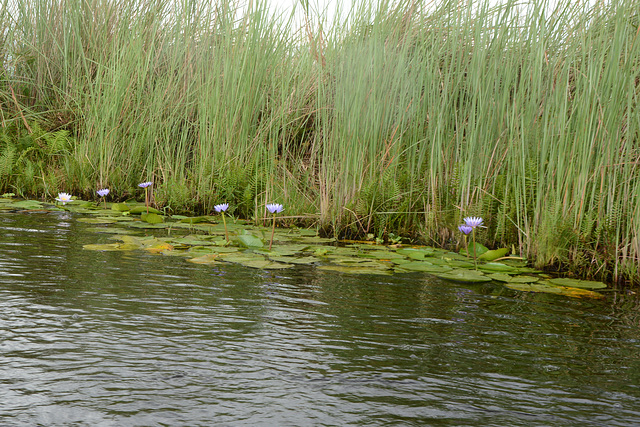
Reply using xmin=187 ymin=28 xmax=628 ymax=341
xmin=77 ymin=217 xmax=117 ymax=224
xmin=85 ymin=227 xmax=134 ymax=234
xmin=235 ymin=234 xmax=264 ymax=248
xmin=547 ymin=278 xmax=607 ymax=290
xmin=111 ymin=202 xmax=130 ymax=212
xmin=396 ymin=261 xmax=453 ymax=273
xmin=478 ymin=248 xmax=509 ymax=261
xmin=504 ymin=282 xmax=604 ymax=298
xmin=218 ymin=253 xmax=292 ymax=269
xmin=396 ymin=248 xmax=435 ymax=260
xmin=460 ymin=242 xmax=489 ymax=257
xmin=489 ymin=273 xmax=539 ymax=283
xmin=144 ymin=242 xmax=174 ymax=253
xmin=128 ymin=222 xmax=167 ymax=229
xmin=268 ymin=255 xmax=319 ymax=265
xmin=141 ymin=212 xmax=164 ymax=224
xmin=446 ymin=259 xmax=476 ymax=269
xmin=317 ymin=264 xmax=392 ymax=275
xmin=83 ymin=242 xmax=140 ymax=251
xmin=478 ymin=262 xmax=517 ymax=273
xmin=7 ymin=200 xmax=45 ymax=209
xmin=436 ymin=269 xmax=492 ymax=283
xmin=129 ymin=206 xmax=163 ymax=215
xmin=188 ymin=254 xmax=221 ymax=265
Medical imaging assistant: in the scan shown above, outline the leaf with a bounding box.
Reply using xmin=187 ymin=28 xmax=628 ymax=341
xmin=460 ymin=242 xmax=489 ymax=257
xmin=188 ymin=254 xmax=221 ymax=265
xmin=77 ymin=217 xmax=117 ymax=224
xmin=396 ymin=261 xmax=453 ymax=273
xmin=478 ymin=248 xmax=509 ymax=261
xmin=488 ymin=273 xmax=539 ymax=283
xmin=436 ymin=269 xmax=492 ymax=283
xmin=504 ymin=282 xmax=604 ymax=299
xmin=129 ymin=206 xmax=163 ymax=214
xmin=317 ymin=265 xmax=392 ymax=275
xmin=111 ymin=202 xmax=130 ymax=212
xmin=478 ymin=262 xmax=517 ymax=273
xmin=396 ymin=247 xmax=435 ymax=259
xmin=235 ymin=234 xmax=264 ymax=248
xmin=547 ymin=278 xmax=607 ymax=290
xmin=141 ymin=212 xmax=164 ymax=224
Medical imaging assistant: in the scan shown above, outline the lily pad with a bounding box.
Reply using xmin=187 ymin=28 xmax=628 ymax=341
xmin=478 ymin=262 xmax=518 ymax=273
xmin=396 ymin=248 xmax=435 ymax=260
xmin=396 ymin=261 xmax=453 ymax=273
xmin=111 ymin=202 xmax=131 ymax=212
xmin=505 ymin=282 xmax=604 ymax=298
xmin=83 ymin=242 xmax=140 ymax=251
xmin=267 ymin=255 xmax=319 ymax=265
xmin=188 ymin=254 xmax=222 ymax=265
xmin=547 ymin=278 xmax=607 ymax=290
xmin=489 ymin=273 xmax=539 ymax=283
xmin=460 ymin=242 xmax=489 ymax=257
xmin=478 ymin=248 xmax=509 ymax=261
xmin=436 ymin=269 xmax=492 ymax=283
xmin=77 ymin=217 xmax=117 ymax=224
xmin=317 ymin=264 xmax=392 ymax=275
xmin=130 ymin=206 xmax=163 ymax=215
xmin=141 ymin=212 xmax=164 ymax=224
xmin=235 ymin=234 xmax=264 ymax=248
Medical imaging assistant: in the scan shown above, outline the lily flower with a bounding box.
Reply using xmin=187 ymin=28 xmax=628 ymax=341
xmin=267 ymin=203 xmax=284 ymax=250
xmin=214 ymin=203 xmax=230 ymax=241
xmin=97 ymin=188 xmax=110 ymax=209
xmin=214 ymin=203 xmax=229 ymax=213
xmin=464 ymin=217 xmax=484 ymax=228
xmin=138 ymin=181 xmax=153 ymax=213
xmin=266 ymin=203 xmax=284 ymax=214
xmin=458 ymin=225 xmax=473 ymax=235
xmin=55 ymin=192 xmax=73 ymax=205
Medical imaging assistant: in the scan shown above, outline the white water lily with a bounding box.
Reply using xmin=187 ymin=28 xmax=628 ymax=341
xmin=55 ymin=192 xmax=73 ymax=205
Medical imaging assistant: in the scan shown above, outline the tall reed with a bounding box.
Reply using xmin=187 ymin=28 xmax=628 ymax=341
xmin=0 ymin=0 xmax=638 ymax=284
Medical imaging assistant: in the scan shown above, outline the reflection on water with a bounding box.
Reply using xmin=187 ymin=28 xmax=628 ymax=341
xmin=1 ymin=212 xmax=640 ymax=426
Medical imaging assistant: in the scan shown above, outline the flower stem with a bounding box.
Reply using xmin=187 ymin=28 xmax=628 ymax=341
xmin=144 ymin=188 xmax=149 ymax=214
xmin=472 ymin=229 xmax=478 ymax=270
xmin=221 ymin=212 xmax=229 ymax=242
xmin=103 ymin=197 xmax=107 ymax=209
xmin=269 ymin=213 xmax=276 ymax=251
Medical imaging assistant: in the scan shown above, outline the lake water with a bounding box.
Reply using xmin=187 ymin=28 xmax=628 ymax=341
xmin=1 ymin=211 xmax=640 ymax=426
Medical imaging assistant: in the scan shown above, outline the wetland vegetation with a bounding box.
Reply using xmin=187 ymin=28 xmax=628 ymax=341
xmin=0 ymin=0 xmax=639 ymax=285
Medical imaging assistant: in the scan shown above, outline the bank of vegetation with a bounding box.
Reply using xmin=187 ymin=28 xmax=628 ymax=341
xmin=0 ymin=0 xmax=638 ymax=284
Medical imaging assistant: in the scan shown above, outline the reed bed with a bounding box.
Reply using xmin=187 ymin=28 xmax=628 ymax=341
xmin=0 ymin=0 xmax=638 ymax=284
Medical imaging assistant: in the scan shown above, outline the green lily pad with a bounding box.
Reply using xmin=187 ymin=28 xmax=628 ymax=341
xmin=77 ymin=217 xmax=117 ymax=224
xmin=128 ymin=222 xmax=167 ymax=229
xmin=396 ymin=247 xmax=435 ymax=260
xmin=317 ymin=264 xmax=392 ymax=275
xmin=396 ymin=261 xmax=453 ymax=273
xmin=478 ymin=262 xmax=517 ymax=273
xmin=141 ymin=212 xmax=164 ymax=224
xmin=188 ymin=254 xmax=222 ymax=265
xmin=83 ymin=242 xmax=140 ymax=251
xmin=111 ymin=202 xmax=130 ymax=212
xmin=547 ymin=278 xmax=607 ymax=290
xmin=268 ymin=255 xmax=319 ymax=265
xmin=218 ymin=253 xmax=292 ymax=269
xmin=488 ymin=273 xmax=539 ymax=283
xmin=7 ymin=200 xmax=45 ymax=209
xmin=235 ymin=234 xmax=264 ymax=248
xmin=478 ymin=248 xmax=509 ymax=261
xmin=364 ymin=250 xmax=406 ymax=260
xmin=505 ymin=282 xmax=604 ymax=298
xmin=129 ymin=206 xmax=163 ymax=215
xmin=446 ymin=259 xmax=476 ymax=269
xmin=460 ymin=242 xmax=489 ymax=257
xmin=85 ymin=227 xmax=134 ymax=234
xmin=436 ymin=269 xmax=492 ymax=283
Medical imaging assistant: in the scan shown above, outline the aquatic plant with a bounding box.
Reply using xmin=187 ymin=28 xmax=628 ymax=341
xmin=97 ymin=188 xmax=110 ymax=209
xmin=464 ymin=217 xmax=484 ymax=270
xmin=458 ymin=224 xmax=473 ymax=260
xmin=266 ymin=203 xmax=284 ymax=250
xmin=139 ymin=182 xmax=153 ymax=214
xmin=55 ymin=192 xmax=73 ymax=205
xmin=214 ymin=203 xmax=230 ymax=242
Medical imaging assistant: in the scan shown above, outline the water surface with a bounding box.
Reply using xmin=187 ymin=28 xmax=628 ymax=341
xmin=1 ymin=212 xmax=639 ymax=426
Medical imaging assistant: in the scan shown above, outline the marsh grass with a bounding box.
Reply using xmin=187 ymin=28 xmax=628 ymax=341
xmin=1 ymin=0 xmax=638 ymax=284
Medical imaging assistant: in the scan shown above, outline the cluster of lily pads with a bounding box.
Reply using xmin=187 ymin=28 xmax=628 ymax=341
xmin=0 ymin=189 xmax=609 ymax=299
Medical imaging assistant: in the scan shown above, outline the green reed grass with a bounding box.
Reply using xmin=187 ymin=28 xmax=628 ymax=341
xmin=0 ymin=0 xmax=638 ymax=284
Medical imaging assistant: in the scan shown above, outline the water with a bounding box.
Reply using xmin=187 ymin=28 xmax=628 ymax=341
xmin=1 ymin=211 xmax=640 ymax=426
